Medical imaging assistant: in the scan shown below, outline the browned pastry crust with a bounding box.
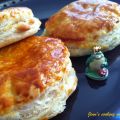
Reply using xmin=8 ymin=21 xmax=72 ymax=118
xmin=0 ymin=36 xmax=69 ymax=115
xmin=0 ymin=7 xmax=41 ymax=48
xmin=45 ymin=0 xmax=120 ymax=56
xmin=0 ymin=7 xmax=32 ymax=20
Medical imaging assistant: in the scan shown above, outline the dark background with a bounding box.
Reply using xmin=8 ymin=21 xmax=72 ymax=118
xmin=1 ymin=0 xmax=120 ymax=120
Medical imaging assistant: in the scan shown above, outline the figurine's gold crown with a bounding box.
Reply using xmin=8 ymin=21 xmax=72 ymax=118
xmin=93 ymin=46 xmax=101 ymax=53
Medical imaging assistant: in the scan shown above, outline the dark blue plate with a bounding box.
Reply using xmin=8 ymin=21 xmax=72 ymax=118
xmin=1 ymin=0 xmax=120 ymax=120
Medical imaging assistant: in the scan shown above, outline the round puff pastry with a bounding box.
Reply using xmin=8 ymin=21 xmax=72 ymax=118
xmin=0 ymin=7 xmax=41 ymax=48
xmin=44 ymin=0 xmax=120 ymax=56
xmin=0 ymin=36 xmax=77 ymax=120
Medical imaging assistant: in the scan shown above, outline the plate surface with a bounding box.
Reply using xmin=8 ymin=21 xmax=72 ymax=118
xmin=1 ymin=0 xmax=120 ymax=120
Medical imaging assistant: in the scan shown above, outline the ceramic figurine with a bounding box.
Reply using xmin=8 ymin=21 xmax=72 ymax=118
xmin=85 ymin=46 xmax=108 ymax=80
